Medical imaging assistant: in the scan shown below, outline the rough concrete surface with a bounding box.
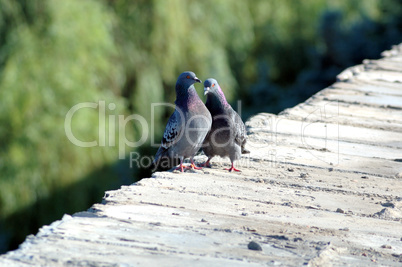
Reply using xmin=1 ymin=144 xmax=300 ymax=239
xmin=1 ymin=44 xmax=402 ymax=266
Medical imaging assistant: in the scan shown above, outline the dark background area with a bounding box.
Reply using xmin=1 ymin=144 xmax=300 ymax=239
xmin=0 ymin=0 xmax=401 ymax=254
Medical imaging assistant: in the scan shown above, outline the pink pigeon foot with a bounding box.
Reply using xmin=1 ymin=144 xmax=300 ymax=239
xmin=224 ymin=163 xmax=241 ymax=172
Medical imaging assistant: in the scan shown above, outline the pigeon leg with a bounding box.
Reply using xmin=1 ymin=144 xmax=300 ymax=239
xmin=200 ymin=158 xmax=212 ymax=168
xmin=190 ymin=158 xmax=203 ymax=170
xmin=174 ymin=157 xmax=188 ymax=172
xmin=224 ymin=162 xmax=241 ymax=172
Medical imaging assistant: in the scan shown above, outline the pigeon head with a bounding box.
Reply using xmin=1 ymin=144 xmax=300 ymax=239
xmin=176 ymin=71 xmax=202 ymax=91
xmin=203 ymin=78 xmax=229 ymax=108
xmin=175 ymin=71 xmax=203 ymax=106
xmin=203 ymin=78 xmax=220 ymax=96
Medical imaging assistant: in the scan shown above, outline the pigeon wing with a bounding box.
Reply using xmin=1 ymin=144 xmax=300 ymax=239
xmin=229 ymin=108 xmax=249 ymax=153
xmin=161 ymin=109 xmax=184 ymax=149
xmin=153 ymin=109 xmax=184 ymax=164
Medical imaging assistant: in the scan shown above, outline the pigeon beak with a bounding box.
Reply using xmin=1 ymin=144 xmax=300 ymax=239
xmin=204 ymin=87 xmax=210 ymax=96
xmin=194 ymin=77 xmax=202 ymax=83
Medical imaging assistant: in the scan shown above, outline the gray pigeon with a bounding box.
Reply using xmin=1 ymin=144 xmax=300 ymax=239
xmin=202 ymin=78 xmax=249 ymax=172
xmin=153 ymin=71 xmax=212 ymax=172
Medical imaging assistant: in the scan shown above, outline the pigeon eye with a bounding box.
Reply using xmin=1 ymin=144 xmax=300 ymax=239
xmin=186 ymin=75 xmax=190 ymax=79
xmin=212 ymin=84 xmax=215 ymax=87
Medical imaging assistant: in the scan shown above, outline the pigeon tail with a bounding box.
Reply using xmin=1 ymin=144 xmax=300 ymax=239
xmin=152 ymin=147 xmax=166 ymax=165
xmin=241 ymin=147 xmax=250 ymax=154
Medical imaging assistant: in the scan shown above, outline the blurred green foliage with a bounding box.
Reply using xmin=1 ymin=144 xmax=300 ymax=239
xmin=0 ymin=0 xmax=400 ymax=253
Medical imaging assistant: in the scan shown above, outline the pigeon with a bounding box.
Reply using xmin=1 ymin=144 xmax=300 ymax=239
xmin=153 ymin=71 xmax=212 ymax=172
xmin=202 ymin=78 xmax=249 ymax=172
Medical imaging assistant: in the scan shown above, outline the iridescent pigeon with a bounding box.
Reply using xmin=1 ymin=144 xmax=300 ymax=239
xmin=202 ymin=78 xmax=249 ymax=172
xmin=153 ymin=71 xmax=212 ymax=172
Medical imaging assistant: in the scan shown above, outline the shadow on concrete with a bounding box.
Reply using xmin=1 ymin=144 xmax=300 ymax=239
xmin=0 ymin=158 xmax=137 ymax=254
